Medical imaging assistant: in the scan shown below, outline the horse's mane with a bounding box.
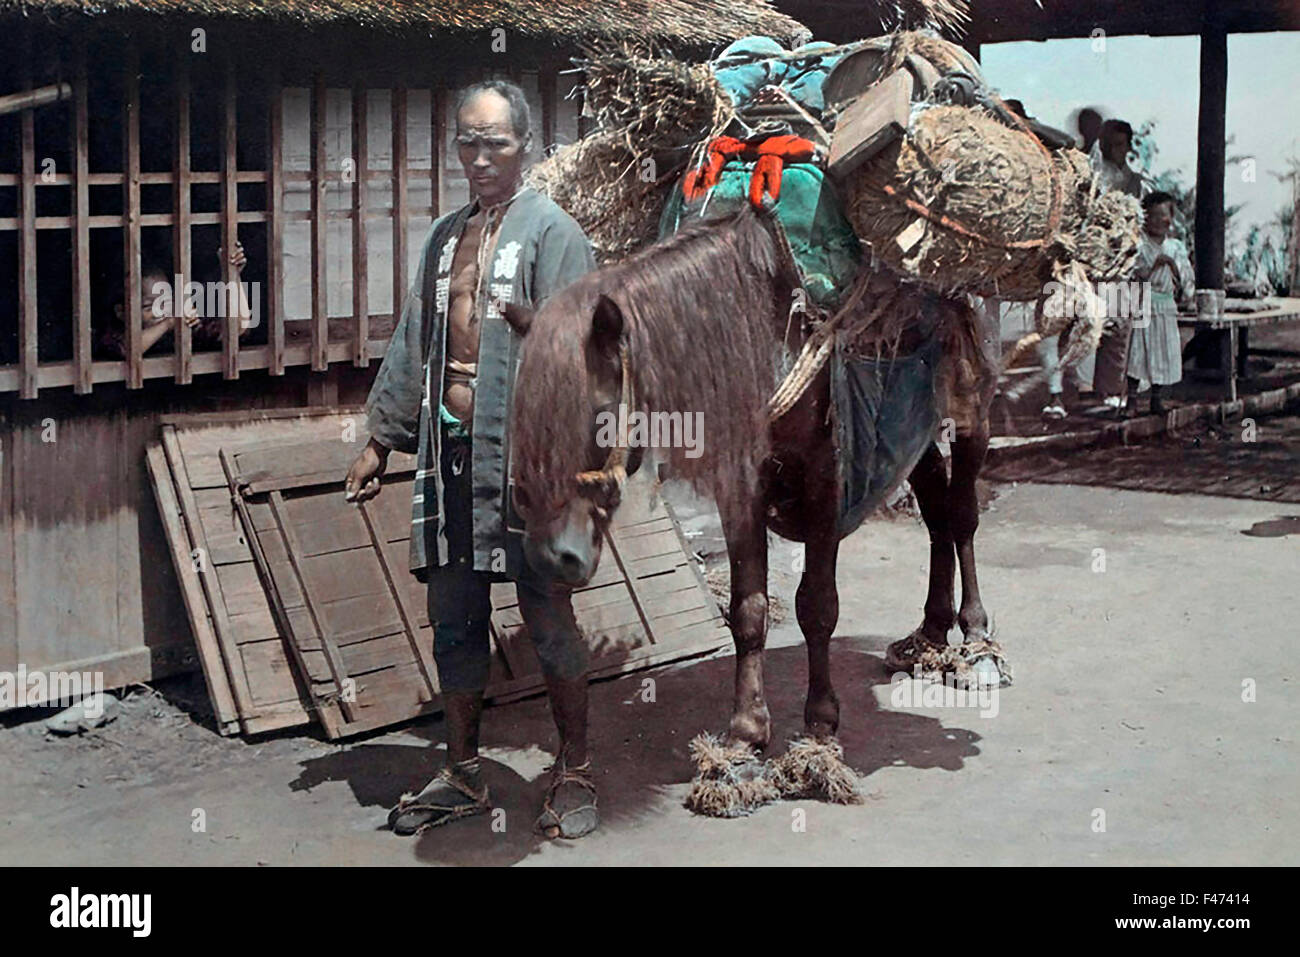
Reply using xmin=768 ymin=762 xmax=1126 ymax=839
xmin=514 ymin=206 xmax=787 ymax=519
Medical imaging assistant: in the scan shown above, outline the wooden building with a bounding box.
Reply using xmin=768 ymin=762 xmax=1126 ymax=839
xmin=0 ymin=0 xmax=803 ymax=708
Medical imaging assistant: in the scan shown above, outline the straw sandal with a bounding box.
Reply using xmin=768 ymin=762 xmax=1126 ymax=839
xmin=388 ymin=763 xmax=490 ymax=837
xmin=536 ymin=758 xmax=599 ymax=840
xmin=884 ymin=628 xmax=949 ymax=675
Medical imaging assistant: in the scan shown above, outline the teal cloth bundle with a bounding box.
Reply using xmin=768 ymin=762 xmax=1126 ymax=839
xmin=658 ymin=160 xmax=862 ymax=308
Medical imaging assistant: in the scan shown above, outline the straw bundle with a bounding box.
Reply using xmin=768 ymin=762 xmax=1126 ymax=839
xmin=845 ymin=104 xmax=1141 ymax=300
xmin=527 ymin=45 xmax=737 ymax=262
xmin=581 ymin=45 xmax=736 ymax=156
xmin=527 ymin=131 xmax=674 ymax=262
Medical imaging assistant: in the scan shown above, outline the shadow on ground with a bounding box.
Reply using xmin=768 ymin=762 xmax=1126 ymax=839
xmin=288 ymin=638 xmax=981 ymax=864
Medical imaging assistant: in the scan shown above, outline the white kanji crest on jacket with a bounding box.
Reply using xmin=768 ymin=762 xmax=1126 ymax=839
xmin=494 ymin=240 xmax=522 ymax=280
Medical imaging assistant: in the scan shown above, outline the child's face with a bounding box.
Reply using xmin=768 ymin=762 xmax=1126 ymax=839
xmin=117 ymin=273 xmax=171 ymax=325
xmin=1102 ymin=129 xmax=1131 ymax=165
xmin=1145 ymin=201 xmax=1174 ymax=237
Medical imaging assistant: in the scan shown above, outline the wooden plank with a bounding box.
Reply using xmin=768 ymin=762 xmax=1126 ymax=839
xmin=173 ymin=55 xmax=193 ymax=385
xmin=123 ymin=43 xmax=143 ymax=390
xmin=233 ymin=440 xmax=416 ymax=494
xmin=268 ymin=75 xmax=286 ymax=376
xmin=267 ymin=489 xmax=358 ymax=722
xmin=17 ymin=44 xmax=37 ymax=400
xmin=358 ymin=500 xmax=440 ymax=694
xmin=310 ymin=72 xmax=328 ymax=371
xmin=540 ymin=69 xmax=557 ymax=153
xmin=160 ymin=427 xmax=259 ymax=721
xmin=351 ymin=83 xmax=369 ymax=367
xmin=71 ymin=39 xmax=92 ymax=395
xmin=238 ymin=638 xmax=310 ymax=710
xmin=221 ymin=59 xmax=240 ymax=380
xmin=827 ymin=69 xmax=912 ymax=179
xmin=432 ymin=86 xmax=446 ymax=217
xmin=392 ymin=85 xmax=409 ymax=312
xmin=221 ymin=465 xmax=339 ymax=735
xmin=145 ymin=443 xmax=241 ymax=733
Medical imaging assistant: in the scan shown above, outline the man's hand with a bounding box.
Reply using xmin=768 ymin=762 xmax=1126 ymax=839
xmin=496 ymin=298 xmax=534 ymax=336
xmin=345 ymin=437 xmax=389 ymax=503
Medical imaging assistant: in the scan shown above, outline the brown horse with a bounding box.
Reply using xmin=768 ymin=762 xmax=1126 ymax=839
xmin=510 ymin=203 xmax=999 ymax=764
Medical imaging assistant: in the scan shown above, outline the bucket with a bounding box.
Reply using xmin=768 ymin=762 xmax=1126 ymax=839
xmin=1195 ymin=288 xmax=1225 ymax=320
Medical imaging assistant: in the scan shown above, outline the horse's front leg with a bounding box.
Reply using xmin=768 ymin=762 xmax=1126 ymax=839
xmin=721 ymin=499 xmax=771 ymax=752
xmin=797 ymin=523 xmax=840 ymax=738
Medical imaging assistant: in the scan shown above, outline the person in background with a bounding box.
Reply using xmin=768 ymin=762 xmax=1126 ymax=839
xmin=1089 ymin=119 xmax=1146 ymax=414
xmin=1076 ymin=107 xmax=1104 ymax=154
xmin=1091 ymin=119 xmax=1144 ymax=198
xmin=97 ymin=243 xmax=252 ymax=359
xmin=1126 ymin=190 xmax=1193 ymax=416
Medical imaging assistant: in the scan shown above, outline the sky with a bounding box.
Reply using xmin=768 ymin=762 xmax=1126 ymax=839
xmin=981 ymin=31 xmax=1300 ymax=248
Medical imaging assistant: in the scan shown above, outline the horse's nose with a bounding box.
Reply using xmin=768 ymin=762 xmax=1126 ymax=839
xmin=555 ymin=548 xmax=587 ymax=584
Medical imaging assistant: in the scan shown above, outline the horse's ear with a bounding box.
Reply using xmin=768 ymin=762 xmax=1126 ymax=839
xmin=591 ymin=294 xmax=624 ymax=358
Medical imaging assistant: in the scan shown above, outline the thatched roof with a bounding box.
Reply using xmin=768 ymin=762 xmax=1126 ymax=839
xmin=0 ymin=0 xmax=808 ymax=45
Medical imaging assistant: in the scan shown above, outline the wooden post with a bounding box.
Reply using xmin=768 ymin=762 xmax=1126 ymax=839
xmin=310 ymin=72 xmax=328 ymax=372
xmin=432 ymin=86 xmax=446 ymax=220
xmin=392 ymin=85 xmax=409 ymax=312
xmin=221 ymin=59 xmax=240 ymax=380
xmin=0 ymin=82 xmax=72 ymax=117
xmin=17 ymin=43 xmax=38 ymax=400
xmin=173 ymin=54 xmax=193 ymax=385
xmin=1194 ymin=14 xmax=1227 ymax=292
xmin=268 ymin=74 xmax=286 ymax=376
xmin=123 ymin=43 xmax=143 ymax=390
xmin=540 ymin=69 xmax=557 ymax=155
xmin=351 ymin=84 xmax=369 ymax=367
xmin=71 ymin=39 xmax=92 ymax=395
xmin=1288 ymin=171 xmax=1300 ymax=296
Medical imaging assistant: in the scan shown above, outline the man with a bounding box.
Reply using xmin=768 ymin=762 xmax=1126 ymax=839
xmin=1089 ymin=118 xmax=1146 ymax=414
xmin=344 ymin=81 xmax=599 ymax=839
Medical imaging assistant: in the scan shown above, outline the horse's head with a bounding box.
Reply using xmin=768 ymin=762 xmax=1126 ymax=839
xmin=513 ymin=292 xmax=643 ymax=588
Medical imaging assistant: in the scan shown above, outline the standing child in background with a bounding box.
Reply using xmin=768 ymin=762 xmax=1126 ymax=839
xmin=1126 ymin=191 xmax=1193 ymax=416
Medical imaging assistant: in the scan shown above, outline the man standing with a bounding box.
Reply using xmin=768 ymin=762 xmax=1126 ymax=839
xmin=1090 ymin=119 xmax=1146 ymax=414
xmin=344 ymin=81 xmax=600 ymax=839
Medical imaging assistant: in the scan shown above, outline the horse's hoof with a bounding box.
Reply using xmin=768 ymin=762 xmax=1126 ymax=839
xmin=726 ymin=710 xmax=772 ymax=753
xmin=956 ymin=638 xmax=1013 ymax=688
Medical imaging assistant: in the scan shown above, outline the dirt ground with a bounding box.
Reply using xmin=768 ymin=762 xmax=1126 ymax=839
xmin=2 ymin=465 xmax=1295 ymax=866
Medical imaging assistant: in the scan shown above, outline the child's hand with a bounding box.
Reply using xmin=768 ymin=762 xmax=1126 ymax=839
xmin=181 ymin=299 xmax=201 ymax=329
xmin=220 ymin=241 xmax=247 ymax=275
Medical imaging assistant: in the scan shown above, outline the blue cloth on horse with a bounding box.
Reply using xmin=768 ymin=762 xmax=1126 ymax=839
xmin=831 ymin=338 xmax=940 ymax=539
xmin=658 ymin=161 xmax=861 ymax=308
xmin=711 ymin=36 xmax=845 ymax=115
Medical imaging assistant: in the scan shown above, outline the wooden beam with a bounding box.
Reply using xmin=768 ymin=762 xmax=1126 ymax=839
xmin=268 ymin=75 xmax=286 ymax=376
xmin=1194 ymin=15 xmax=1228 ymax=292
xmin=173 ymin=54 xmax=193 ymax=385
xmin=1288 ymin=172 xmax=1300 ymax=296
xmin=540 ymin=69 xmax=557 ymax=155
xmin=71 ymin=40 xmax=92 ymax=395
xmin=310 ymin=73 xmax=328 ymax=371
xmin=221 ymin=59 xmax=240 ymax=380
xmin=0 ymin=82 xmax=72 ymax=117
xmin=17 ymin=46 xmax=38 ymax=400
xmin=432 ymin=86 xmax=446 ymax=219
xmin=123 ymin=43 xmax=143 ymax=390
xmin=392 ymin=85 xmax=409 ymax=313
xmin=351 ymin=84 xmax=369 ymax=367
